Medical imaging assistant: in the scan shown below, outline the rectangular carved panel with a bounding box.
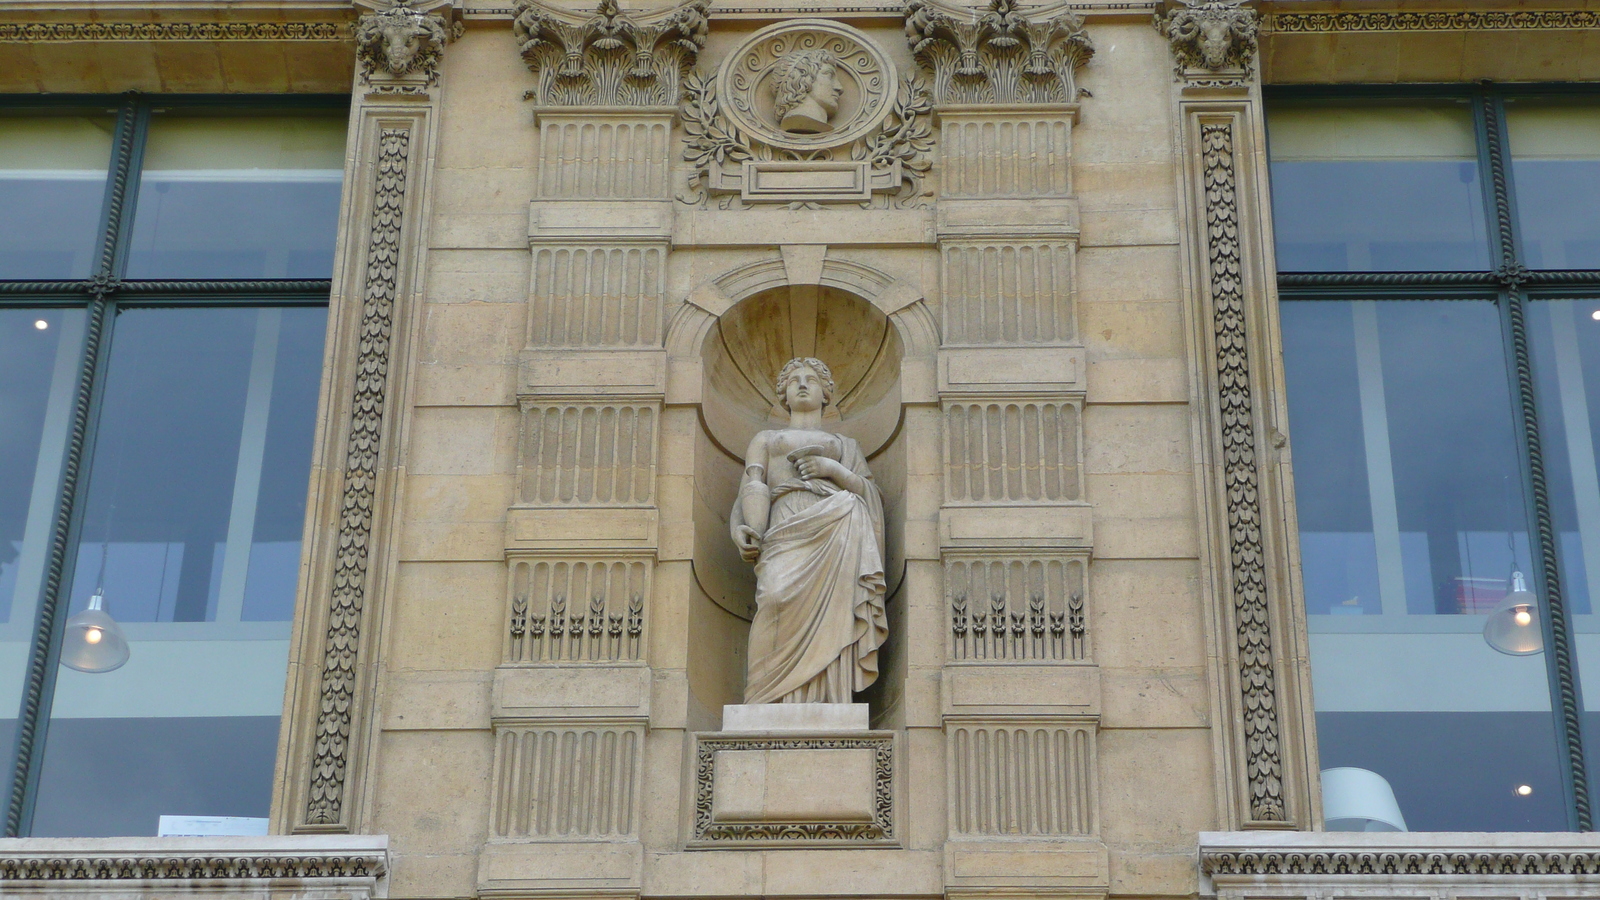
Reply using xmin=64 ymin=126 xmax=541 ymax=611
xmin=536 ymin=114 xmax=673 ymax=200
xmin=518 ymin=402 xmax=657 ymax=506
xmin=945 ymin=554 xmax=1088 ymax=662
xmin=491 ymin=722 xmax=644 ymax=839
xmin=941 ymin=242 xmax=1076 ymax=345
xmin=530 ymin=245 xmax=664 ymax=348
xmin=944 ymin=400 xmax=1081 ymax=503
xmin=938 ymin=110 xmax=1074 ymax=199
xmin=947 ymin=719 xmax=1096 ymax=836
xmin=506 ymin=556 xmax=649 ymax=663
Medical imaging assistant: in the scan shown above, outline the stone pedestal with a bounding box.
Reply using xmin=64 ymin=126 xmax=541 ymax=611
xmin=721 ymin=702 xmax=869 ymax=732
xmin=689 ymin=706 xmax=895 ymax=848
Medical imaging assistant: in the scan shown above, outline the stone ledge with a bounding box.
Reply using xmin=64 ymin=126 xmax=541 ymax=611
xmin=1201 ymin=831 xmax=1600 ymax=900
xmin=0 ymin=835 xmax=387 ymax=896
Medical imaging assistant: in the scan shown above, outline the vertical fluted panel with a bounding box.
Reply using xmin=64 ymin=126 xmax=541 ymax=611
xmin=519 ymin=403 xmax=657 ymax=505
xmin=506 ymin=557 xmax=649 ymax=663
xmin=949 ymin=722 xmax=1095 ymax=835
xmin=942 ymin=241 xmax=1075 ymax=345
xmin=492 ymin=724 xmax=642 ymax=838
xmin=537 ymin=118 xmax=672 ymax=199
xmin=944 ymin=400 xmax=1079 ymax=502
xmin=530 ymin=245 xmax=664 ymax=347
xmin=940 ymin=115 xmax=1073 ymax=199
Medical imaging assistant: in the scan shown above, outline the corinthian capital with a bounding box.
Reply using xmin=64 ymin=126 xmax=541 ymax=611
xmin=513 ymin=0 xmax=710 ymax=107
xmin=1154 ymin=0 xmax=1258 ymax=83
xmin=903 ymin=0 xmax=1093 ymax=105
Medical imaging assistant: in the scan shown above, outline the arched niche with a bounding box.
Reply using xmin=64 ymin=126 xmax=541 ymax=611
xmin=669 ymin=255 xmax=934 ymax=723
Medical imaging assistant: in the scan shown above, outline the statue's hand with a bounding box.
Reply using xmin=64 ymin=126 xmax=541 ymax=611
xmin=735 ymin=524 xmax=763 ymax=562
xmin=796 ymin=455 xmax=849 ymax=483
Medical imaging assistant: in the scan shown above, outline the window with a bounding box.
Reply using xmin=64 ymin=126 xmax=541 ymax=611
xmin=1270 ymin=87 xmax=1600 ymax=832
xmin=0 ymin=95 xmax=346 ymax=837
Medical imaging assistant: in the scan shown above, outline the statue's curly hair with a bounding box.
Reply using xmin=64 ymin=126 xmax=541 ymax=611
xmin=769 ymin=49 xmax=837 ymax=119
xmin=775 ymin=357 xmax=836 ymax=411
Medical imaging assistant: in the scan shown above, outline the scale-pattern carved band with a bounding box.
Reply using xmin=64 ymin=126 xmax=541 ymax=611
xmin=305 ymin=127 xmax=412 ymax=827
xmin=1201 ymin=121 xmax=1285 ymax=823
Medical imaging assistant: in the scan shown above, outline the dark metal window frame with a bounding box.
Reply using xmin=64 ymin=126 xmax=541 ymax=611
xmin=1267 ymin=81 xmax=1600 ymax=832
xmin=0 ymin=92 xmax=346 ymax=836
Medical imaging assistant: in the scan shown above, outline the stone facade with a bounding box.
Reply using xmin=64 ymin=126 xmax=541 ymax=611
xmin=1 ymin=2 xmax=1599 ymax=900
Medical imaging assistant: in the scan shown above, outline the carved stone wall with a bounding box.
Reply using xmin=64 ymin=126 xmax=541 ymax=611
xmin=529 ymin=244 xmax=665 ymax=348
xmin=943 ymin=399 xmax=1081 ymax=503
xmin=947 ymin=719 xmax=1096 ymax=835
xmin=489 ymin=722 xmax=645 ymax=838
xmin=945 ymin=553 xmax=1087 ymax=662
xmin=506 ymin=555 xmax=649 ymax=663
xmin=535 ymin=111 xmax=674 ymax=201
xmin=937 ymin=108 xmax=1075 ymax=199
xmin=941 ymin=239 xmax=1076 ymax=345
xmin=517 ymin=401 xmax=659 ymax=506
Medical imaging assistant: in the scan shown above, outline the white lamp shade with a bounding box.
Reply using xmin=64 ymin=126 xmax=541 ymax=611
xmin=60 ymin=593 xmax=129 ymax=673
xmin=1483 ymin=572 xmax=1543 ymax=656
xmin=1322 ymin=767 xmax=1407 ymax=832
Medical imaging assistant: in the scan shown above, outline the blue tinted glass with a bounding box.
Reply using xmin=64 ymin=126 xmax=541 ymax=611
xmin=1507 ymin=100 xmax=1600 ymax=270
xmin=1267 ymin=102 xmax=1491 ymax=272
xmin=32 ymin=305 xmax=326 ymax=837
xmin=0 ymin=308 xmax=86 ymax=810
xmin=1527 ymin=300 xmax=1600 ymax=822
xmin=0 ymin=116 xmax=113 ymax=278
xmin=1283 ymin=299 xmax=1567 ymax=831
xmin=125 ymin=115 xmax=346 ymax=280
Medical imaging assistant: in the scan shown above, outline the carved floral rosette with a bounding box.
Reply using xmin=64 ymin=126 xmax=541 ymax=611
xmin=679 ymin=19 xmax=932 ymax=209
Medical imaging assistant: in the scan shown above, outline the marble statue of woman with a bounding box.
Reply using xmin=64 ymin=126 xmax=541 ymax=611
xmin=730 ymin=357 xmax=888 ymax=704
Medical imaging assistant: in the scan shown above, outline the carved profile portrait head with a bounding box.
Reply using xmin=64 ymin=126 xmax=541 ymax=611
xmin=776 ymin=357 xmax=836 ymax=412
xmin=769 ymin=49 xmax=843 ymax=134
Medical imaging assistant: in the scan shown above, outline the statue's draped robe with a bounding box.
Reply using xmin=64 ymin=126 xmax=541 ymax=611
xmin=744 ymin=436 xmax=887 ymax=704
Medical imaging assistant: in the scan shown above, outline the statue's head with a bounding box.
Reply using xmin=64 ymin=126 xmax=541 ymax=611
xmin=776 ymin=357 xmax=836 ymax=413
xmin=770 ymin=49 xmax=843 ymax=131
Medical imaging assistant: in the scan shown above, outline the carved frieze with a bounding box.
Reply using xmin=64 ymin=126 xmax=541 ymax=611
xmin=904 ymin=0 xmax=1093 ymax=105
xmin=946 ymin=554 xmax=1087 ymax=662
xmin=947 ymin=718 xmax=1096 ymax=835
xmin=513 ymin=0 xmax=710 ymax=107
xmin=680 ymin=20 xmax=932 ymax=208
xmin=1154 ymin=0 xmax=1258 ymax=85
xmin=506 ymin=556 xmax=649 ymax=663
xmin=491 ymin=722 xmax=645 ymax=838
xmin=356 ymin=5 xmax=463 ymax=91
xmin=944 ymin=399 xmax=1082 ymax=504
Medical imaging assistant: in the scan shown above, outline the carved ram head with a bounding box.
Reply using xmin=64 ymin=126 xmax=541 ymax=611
xmin=1155 ymin=0 xmax=1258 ymax=78
xmin=356 ymin=6 xmax=450 ymax=79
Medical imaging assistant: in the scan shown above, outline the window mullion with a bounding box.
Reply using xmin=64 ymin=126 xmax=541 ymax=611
xmin=102 ymin=98 xmax=149 ymax=281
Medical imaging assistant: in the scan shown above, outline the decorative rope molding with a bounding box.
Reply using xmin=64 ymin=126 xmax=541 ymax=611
xmin=1200 ymin=121 xmax=1284 ymax=823
xmin=1264 ymin=10 xmax=1600 ymax=32
xmin=305 ymin=127 xmax=412 ymax=828
xmin=0 ymin=854 xmax=386 ymax=881
xmin=1202 ymin=849 xmax=1600 ymax=877
xmin=0 ymin=22 xmax=352 ymax=41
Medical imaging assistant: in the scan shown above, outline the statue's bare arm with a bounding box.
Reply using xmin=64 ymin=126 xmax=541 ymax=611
xmin=731 ymin=431 xmax=772 ymax=562
xmin=793 ymin=451 xmax=868 ymax=497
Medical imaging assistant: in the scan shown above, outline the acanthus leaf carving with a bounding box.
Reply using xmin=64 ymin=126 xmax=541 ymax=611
xmin=513 ymin=0 xmax=710 ymax=107
xmin=356 ymin=4 xmax=463 ymax=90
xmin=903 ymin=0 xmax=1092 ymax=105
xmin=1154 ymin=0 xmax=1258 ymax=84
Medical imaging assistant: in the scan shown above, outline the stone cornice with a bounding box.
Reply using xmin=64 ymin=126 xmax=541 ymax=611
xmin=0 ymin=21 xmax=353 ymax=41
xmin=1202 ymin=834 xmax=1600 ymax=878
xmin=1263 ymin=9 xmax=1600 ymax=32
xmin=0 ymin=836 xmax=387 ymax=882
